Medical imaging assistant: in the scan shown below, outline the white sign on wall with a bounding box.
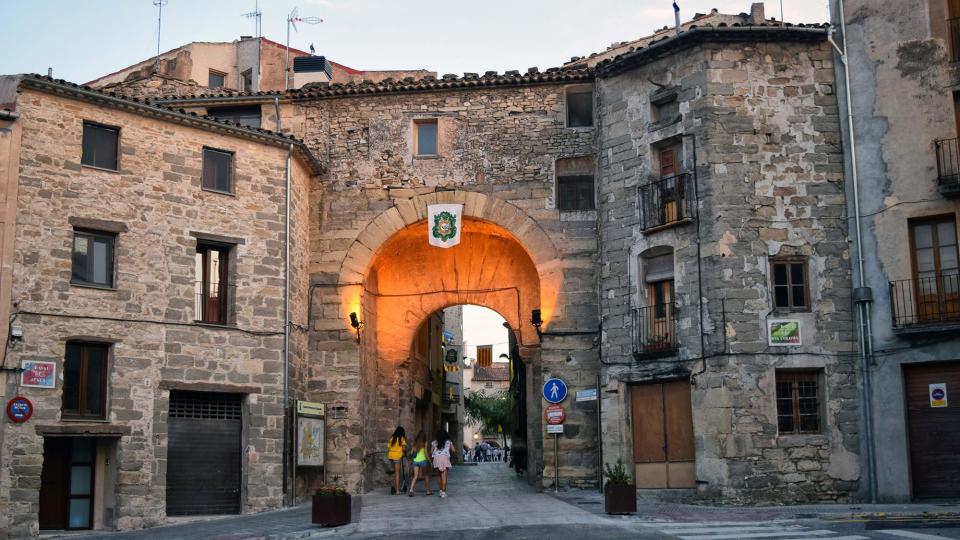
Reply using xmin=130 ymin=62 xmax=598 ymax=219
xmin=930 ymin=383 xmax=948 ymax=408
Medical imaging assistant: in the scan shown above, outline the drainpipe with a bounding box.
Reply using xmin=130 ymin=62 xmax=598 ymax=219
xmin=283 ymin=143 xmax=293 ymax=505
xmin=828 ymin=1 xmax=878 ymax=504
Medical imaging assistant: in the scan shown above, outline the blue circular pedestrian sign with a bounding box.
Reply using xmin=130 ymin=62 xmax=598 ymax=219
xmin=543 ymin=378 xmax=568 ymax=404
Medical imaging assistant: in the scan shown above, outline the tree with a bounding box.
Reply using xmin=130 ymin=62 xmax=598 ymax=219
xmin=464 ymin=389 xmax=511 ymax=448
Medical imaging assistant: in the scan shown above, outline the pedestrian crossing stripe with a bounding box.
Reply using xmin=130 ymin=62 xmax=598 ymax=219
xmin=640 ymin=521 xmax=868 ymax=540
xmin=877 ymin=531 xmax=960 ymax=540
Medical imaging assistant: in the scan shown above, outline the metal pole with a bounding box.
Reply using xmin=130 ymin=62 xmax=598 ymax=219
xmin=284 ymin=18 xmax=291 ymax=91
xmin=553 ymin=433 xmax=559 ymax=493
xmin=597 ymin=373 xmax=602 ymax=493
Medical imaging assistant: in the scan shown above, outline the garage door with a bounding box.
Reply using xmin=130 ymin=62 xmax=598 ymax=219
xmin=905 ymin=362 xmax=960 ymax=499
xmin=631 ymin=379 xmax=695 ymax=488
xmin=166 ymin=391 xmax=243 ymax=515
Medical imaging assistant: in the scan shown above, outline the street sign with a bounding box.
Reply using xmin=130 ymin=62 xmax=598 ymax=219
xmin=768 ymin=319 xmax=801 ymax=346
xmin=296 ymin=400 xmax=325 ymax=417
xmin=547 ymin=424 xmax=564 ymax=434
xmin=544 ymin=404 xmax=566 ymax=425
xmin=576 ymin=388 xmax=598 ymax=402
xmin=930 ymin=383 xmax=948 ymax=408
xmin=6 ymin=396 xmax=33 ymax=423
xmin=543 ymin=378 xmax=568 ymax=403
xmin=20 ymin=360 xmax=56 ymax=388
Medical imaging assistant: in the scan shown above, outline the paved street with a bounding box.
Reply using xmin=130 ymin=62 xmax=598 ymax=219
xmin=46 ymin=462 xmax=960 ymax=540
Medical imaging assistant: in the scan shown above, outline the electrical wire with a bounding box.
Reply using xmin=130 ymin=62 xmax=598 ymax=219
xmin=14 ymin=309 xmax=284 ymax=336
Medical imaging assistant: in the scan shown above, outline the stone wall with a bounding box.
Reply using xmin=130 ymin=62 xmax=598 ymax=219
xmin=291 ymin=81 xmax=601 ymax=491
xmin=597 ymin=39 xmax=860 ymax=503
xmin=0 ymin=87 xmax=311 ymax=536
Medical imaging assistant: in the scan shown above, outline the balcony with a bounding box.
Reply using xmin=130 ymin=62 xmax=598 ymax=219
xmin=443 ymin=381 xmax=461 ymax=404
xmin=632 ymin=303 xmax=679 ymax=359
xmin=194 ymin=280 xmax=233 ymax=325
xmin=639 ymin=173 xmax=694 ymax=231
xmin=935 ymin=138 xmax=960 ymax=197
xmin=889 ymin=274 xmax=960 ymax=335
xmin=950 ymin=18 xmax=960 ymax=63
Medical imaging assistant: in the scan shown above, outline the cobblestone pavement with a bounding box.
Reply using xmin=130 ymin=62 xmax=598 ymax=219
xmin=43 ymin=463 xmax=960 ymax=540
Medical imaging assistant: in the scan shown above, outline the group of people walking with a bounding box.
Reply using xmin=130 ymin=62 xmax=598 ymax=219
xmin=465 ymin=441 xmax=508 ymax=463
xmin=386 ymin=426 xmax=456 ymax=499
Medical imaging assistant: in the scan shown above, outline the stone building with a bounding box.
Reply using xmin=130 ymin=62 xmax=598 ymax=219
xmin=0 ymin=74 xmax=319 ymax=537
xmin=0 ymin=2 xmax=883 ymax=536
xmin=831 ymin=0 xmax=960 ymax=501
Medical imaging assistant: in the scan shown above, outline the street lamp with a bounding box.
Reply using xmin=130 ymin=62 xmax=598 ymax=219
xmin=285 ymin=7 xmax=323 ymax=90
xmin=349 ymin=311 xmax=363 ymax=343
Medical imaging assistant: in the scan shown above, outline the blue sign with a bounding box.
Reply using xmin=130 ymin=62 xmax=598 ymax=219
xmin=543 ymin=378 xmax=568 ymax=404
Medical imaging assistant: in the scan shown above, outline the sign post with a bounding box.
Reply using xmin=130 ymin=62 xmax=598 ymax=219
xmin=542 ymin=377 xmax=567 ymax=492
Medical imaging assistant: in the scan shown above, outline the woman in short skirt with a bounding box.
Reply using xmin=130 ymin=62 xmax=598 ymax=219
xmin=431 ymin=430 xmax=456 ymax=498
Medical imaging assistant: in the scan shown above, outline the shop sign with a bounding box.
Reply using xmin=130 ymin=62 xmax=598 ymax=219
xmin=768 ymin=319 xmax=801 ymax=346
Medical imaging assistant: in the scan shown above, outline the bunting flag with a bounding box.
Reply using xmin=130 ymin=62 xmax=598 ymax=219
xmin=428 ymin=204 xmax=463 ymax=248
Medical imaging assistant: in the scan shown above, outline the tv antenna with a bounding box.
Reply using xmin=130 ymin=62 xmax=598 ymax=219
xmin=242 ymin=0 xmax=262 ymax=38
xmin=153 ymin=0 xmax=168 ymax=71
xmin=284 ymin=7 xmax=323 ymax=90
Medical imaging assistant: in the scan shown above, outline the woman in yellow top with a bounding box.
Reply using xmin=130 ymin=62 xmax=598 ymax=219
xmin=386 ymin=426 xmax=406 ymax=495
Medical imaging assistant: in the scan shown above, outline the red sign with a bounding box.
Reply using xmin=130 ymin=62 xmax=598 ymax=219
xmin=544 ymin=404 xmax=566 ymax=425
xmin=6 ymin=396 xmax=33 ymax=423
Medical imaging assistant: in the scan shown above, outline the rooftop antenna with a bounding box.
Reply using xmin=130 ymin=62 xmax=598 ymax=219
xmin=673 ymin=1 xmax=681 ymax=35
xmin=284 ymin=7 xmax=323 ymax=90
xmin=153 ymin=0 xmax=168 ymax=72
xmin=780 ymin=0 xmax=785 ymax=26
xmin=242 ymin=0 xmax=262 ymax=38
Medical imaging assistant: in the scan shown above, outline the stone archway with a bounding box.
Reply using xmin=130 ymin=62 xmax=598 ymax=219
xmin=338 ymin=191 xmax=559 ymax=489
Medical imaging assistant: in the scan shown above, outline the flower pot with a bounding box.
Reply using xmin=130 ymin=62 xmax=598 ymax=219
xmin=311 ymin=493 xmax=351 ymax=526
xmin=604 ymin=483 xmax=636 ymax=515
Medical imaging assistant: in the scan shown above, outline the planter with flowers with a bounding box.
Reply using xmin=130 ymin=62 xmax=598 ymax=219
xmin=311 ymin=479 xmax=351 ymax=526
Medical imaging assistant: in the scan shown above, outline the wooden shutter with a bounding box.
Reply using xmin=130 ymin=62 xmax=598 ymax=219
xmin=477 ymin=345 xmax=493 ymax=368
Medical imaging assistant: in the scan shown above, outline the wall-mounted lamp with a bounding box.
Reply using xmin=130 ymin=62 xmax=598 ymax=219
xmin=349 ymin=312 xmax=363 ymax=343
xmin=498 ymin=353 xmax=510 ymax=361
xmin=531 ymin=309 xmax=543 ymax=336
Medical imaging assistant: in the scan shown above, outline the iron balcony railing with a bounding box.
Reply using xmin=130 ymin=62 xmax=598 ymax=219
xmin=889 ymin=274 xmax=960 ymax=328
xmin=935 ymin=138 xmax=960 ymax=191
xmin=639 ymin=173 xmax=694 ymax=230
xmin=443 ymin=381 xmax=461 ymax=403
xmin=632 ymin=303 xmax=679 ymax=358
xmin=950 ymin=18 xmax=960 ymax=62
xmin=194 ymin=280 xmax=233 ymax=325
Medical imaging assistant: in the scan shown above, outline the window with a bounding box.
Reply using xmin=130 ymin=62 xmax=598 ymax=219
xmin=208 ymin=70 xmax=226 ymax=88
xmin=201 ymin=147 xmax=234 ymax=193
xmin=557 ymin=176 xmax=595 ymax=211
xmin=195 ymin=242 xmax=231 ymax=324
xmin=775 ymin=371 xmax=821 ymax=434
xmin=771 ymin=257 xmax=809 ymax=311
xmin=909 ymin=216 xmax=960 ymax=322
xmin=415 ymin=119 xmax=438 ymax=156
xmin=641 ymin=145 xmax=688 ymax=229
xmin=81 ymin=122 xmax=119 ymax=171
xmin=636 ymin=248 xmax=677 ymax=356
xmin=476 ymin=345 xmax=493 ymax=368
xmin=241 ymin=69 xmax=253 ymax=92
xmin=62 ymin=342 xmax=109 ymax=420
xmin=208 ymin=106 xmax=262 ymax=129
xmin=650 ymin=90 xmax=680 ymax=127
xmin=71 ymin=230 xmax=115 ymax=288
xmin=566 ymin=86 xmax=593 ymax=127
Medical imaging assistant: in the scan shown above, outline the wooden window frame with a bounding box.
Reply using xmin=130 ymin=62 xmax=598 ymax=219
xmin=201 ymin=147 xmax=235 ymax=194
xmin=71 ymin=229 xmax=116 ymax=289
xmin=775 ymin=370 xmax=822 ymax=435
xmin=770 ymin=256 xmax=810 ymax=312
xmin=61 ymin=342 xmax=110 ymax=421
xmin=81 ymin=121 xmax=120 ymax=171
xmin=195 ymin=242 xmax=232 ymax=325
xmin=414 ymin=119 xmax=439 ymax=157
xmin=909 ymin=214 xmax=959 ymax=281
xmin=565 ymin=85 xmax=594 ymax=128
xmin=208 ymin=69 xmax=227 ymax=89
xmin=557 ymin=174 xmax=595 ymax=211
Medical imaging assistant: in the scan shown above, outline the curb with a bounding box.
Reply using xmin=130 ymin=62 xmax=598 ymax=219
xmin=823 ymin=511 xmax=960 ymax=522
xmin=267 ymin=523 xmax=359 ymax=539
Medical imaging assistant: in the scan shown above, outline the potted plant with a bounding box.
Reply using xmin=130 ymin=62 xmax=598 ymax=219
xmin=312 ymin=477 xmax=351 ymax=526
xmin=603 ymin=460 xmax=636 ymax=515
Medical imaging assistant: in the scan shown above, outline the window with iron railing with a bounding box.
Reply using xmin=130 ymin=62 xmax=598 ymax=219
xmin=639 ymin=173 xmax=693 ymax=230
xmin=632 ymin=302 xmax=679 ymax=359
xmin=890 ymin=217 xmax=960 ymax=328
xmin=195 ymin=243 xmax=232 ymax=325
xmin=935 ymin=137 xmax=960 ymax=191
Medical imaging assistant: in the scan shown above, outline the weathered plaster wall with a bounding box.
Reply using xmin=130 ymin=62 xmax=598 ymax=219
xmin=834 ymin=0 xmax=960 ymax=502
xmin=598 ymin=39 xmax=860 ymax=503
xmin=0 ymin=88 xmax=310 ymax=536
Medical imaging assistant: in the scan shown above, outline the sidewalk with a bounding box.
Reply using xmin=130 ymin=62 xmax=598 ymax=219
xmin=553 ymin=488 xmax=960 ymax=523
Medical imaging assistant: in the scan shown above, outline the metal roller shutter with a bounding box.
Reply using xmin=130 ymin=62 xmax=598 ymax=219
xmin=905 ymin=362 xmax=960 ymax=499
xmin=166 ymin=391 xmax=243 ymax=515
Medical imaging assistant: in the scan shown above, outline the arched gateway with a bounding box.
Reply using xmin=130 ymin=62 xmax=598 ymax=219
xmin=317 ymin=191 xmax=563 ymax=490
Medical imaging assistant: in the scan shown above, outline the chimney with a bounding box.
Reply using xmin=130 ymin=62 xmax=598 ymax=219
xmin=749 ymin=3 xmax=765 ymax=24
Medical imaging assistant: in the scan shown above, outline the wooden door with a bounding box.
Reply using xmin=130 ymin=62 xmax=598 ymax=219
xmin=910 ymin=217 xmax=960 ymax=323
xmin=39 ymin=438 xmax=71 ymax=530
xmin=646 ymin=280 xmax=674 ymax=352
xmin=657 ymin=146 xmax=684 ymax=223
xmin=631 ymin=380 xmax=695 ymax=488
xmin=905 ymin=362 xmax=960 ymax=499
